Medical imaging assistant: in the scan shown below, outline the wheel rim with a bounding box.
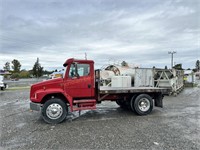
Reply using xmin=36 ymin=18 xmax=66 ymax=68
xmin=138 ymin=98 xmax=150 ymax=112
xmin=46 ymin=103 xmax=63 ymax=120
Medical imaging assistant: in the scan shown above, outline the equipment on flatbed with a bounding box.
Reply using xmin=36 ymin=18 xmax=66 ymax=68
xmin=30 ymin=58 xmax=170 ymax=124
xmin=100 ymin=64 xmax=184 ymax=96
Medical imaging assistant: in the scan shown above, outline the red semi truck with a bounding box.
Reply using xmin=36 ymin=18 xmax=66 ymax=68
xmin=30 ymin=58 xmax=169 ymax=124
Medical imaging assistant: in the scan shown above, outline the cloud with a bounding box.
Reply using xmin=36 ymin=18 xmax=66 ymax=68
xmin=0 ymin=0 xmax=199 ymax=70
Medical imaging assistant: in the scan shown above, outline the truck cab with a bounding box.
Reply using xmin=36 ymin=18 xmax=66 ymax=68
xmin=63 ymin=58 xmax=95 ymax=98
xmin=30 ymin=58 xmax=96 ymax=123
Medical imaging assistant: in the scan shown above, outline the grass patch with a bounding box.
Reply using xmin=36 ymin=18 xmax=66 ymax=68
xmin=7 ymin=86 xmax=30 ymax=90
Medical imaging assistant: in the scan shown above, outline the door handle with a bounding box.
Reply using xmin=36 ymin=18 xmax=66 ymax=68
xmin=88 ymin=84 xmax=91 ymax=88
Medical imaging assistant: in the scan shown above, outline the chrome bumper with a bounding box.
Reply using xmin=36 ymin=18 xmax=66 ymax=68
xmin=30 ymin=102 xmax=42 ymax=111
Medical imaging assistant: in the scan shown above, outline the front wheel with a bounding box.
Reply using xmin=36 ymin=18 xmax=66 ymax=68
xmin=131 ymin=94 xmax=153 ymax=115
xmin=1 ymin=87 xmax=5 ymax=91
xmin=42 ymin=98 xmax=68 ymax=124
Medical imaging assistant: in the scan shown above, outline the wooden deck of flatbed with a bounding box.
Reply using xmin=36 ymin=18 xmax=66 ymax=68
xmin=100 ymin=86 xmax=169 ymax=95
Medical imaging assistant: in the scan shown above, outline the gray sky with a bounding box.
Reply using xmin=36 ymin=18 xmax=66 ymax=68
xmin=0 ymin=0 xmax=199 ymax=70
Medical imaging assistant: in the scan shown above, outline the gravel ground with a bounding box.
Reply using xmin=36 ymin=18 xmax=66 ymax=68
xmin=0 ymin=82 xmax=200 ymax=150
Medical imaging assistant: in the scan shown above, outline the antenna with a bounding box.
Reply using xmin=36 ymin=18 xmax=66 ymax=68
xmin=85 ymin=52 xmax=87 ymax=60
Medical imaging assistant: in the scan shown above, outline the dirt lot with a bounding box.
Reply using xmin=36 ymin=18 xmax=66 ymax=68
xmin=0 ymin=82 xmax=200 ymax=150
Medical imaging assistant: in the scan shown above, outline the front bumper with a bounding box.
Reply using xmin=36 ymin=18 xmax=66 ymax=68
xmin=30 ymin=102 xmax=42 ymax=111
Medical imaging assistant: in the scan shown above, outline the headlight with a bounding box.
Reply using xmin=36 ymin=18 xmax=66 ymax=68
xmin=34 ymin=93 xmax=37 ymax=99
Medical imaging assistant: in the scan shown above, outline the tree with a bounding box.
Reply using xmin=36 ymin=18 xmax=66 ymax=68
xmin=19 ymin=70 xmax=30 ymax=78
xmin=3 ymin=62 xmax=10 ymax=71
xmin=32 ymin=58 xmax=44 ymax=78
xmin=121 ymin=61 xmax=128 ymax=67
xmin=11 ymin=59 xmax=21 ymax=72
xmin=196 ymin=60 xmax=200 ymax=71
xmin=11 ymin=73 xmax=20 ymax=79
xmin=173 ymin=63 xmax=183 ymax=70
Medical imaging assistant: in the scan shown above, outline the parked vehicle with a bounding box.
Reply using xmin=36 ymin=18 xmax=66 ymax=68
xmin=30 ymin=58 xmax=169 ymax=124
xmin=0 ymin=75 xmax=7 ymax=90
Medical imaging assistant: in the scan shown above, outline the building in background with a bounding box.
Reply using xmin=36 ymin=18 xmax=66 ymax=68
xmin=49 ymin=69 xmax=65 ymax=79
xmin=184 ymin=70 xmax=196 ymax=87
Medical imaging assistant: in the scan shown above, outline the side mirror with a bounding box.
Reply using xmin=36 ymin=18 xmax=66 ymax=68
xmin=74 ymin=63 xmax=80 ymax=78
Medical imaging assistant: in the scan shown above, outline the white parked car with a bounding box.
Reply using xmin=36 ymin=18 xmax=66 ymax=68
xmin=0 ymin=75 xmax=7 ymax=90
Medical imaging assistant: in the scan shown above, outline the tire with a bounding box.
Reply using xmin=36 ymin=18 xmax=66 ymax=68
xmin=131 ymin=94 xmax=153 ymax=115
xmin=116 ymin=100 xmax=129 ymax=109
xmin=4 ymin=83 xmax=7 ymax=89
xmin=42 ymin=98 xmax=68 ymax=124
xmin=1 ymin=87 xmax=5 ymax=91
xmin=130 ymin=95 xmax=137 ymax=112
xmin=116 ymin=100 xmax=124 ymax=106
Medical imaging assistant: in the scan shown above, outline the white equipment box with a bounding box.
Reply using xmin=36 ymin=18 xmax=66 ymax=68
xmin=111 ymin=76 xmax=132 ymax=87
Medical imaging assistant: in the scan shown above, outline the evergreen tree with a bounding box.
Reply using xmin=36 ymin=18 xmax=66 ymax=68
xmin=11 ymin=59 xmax=21 ymax=72
xmin=196 ymin=60 xmax=200 ymax=71
xmin=32 ymin=58 xmax=44 ymax=78
xmin=173 ymin=63 xmax=183 ymax=70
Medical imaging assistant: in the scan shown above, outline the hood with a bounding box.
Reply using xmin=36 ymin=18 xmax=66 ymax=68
xmin=31 ymin=78 xmax=64 ymax=92
xmin=30 ymin=77 xmax=64 ymax=102
xmin=33 ymin=78 xmax=63 ymax=87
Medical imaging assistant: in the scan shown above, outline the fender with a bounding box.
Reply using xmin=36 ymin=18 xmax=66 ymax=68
xmin=62 ymin=93 xmax=73 ymax=111
xmin=32 ymin=88 xmax=66 ymax=103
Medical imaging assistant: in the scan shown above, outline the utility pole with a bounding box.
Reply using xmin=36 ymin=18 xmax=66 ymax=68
xmin=85 ymin=52 xmax=87 ymax=60
xmin=168 ymin=51 xmax=176 ymax=69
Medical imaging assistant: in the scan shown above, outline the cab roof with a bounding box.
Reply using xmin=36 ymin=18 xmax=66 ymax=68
xmin=63 ymin=58 xmax=94 ymax=67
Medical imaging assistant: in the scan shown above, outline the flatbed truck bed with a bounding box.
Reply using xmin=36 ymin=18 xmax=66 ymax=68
xmin=100 ymin=86 xmax=169 ymax=94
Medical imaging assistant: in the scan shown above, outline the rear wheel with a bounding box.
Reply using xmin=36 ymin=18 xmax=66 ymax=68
xmin=42 ymin=98 xmax=68 ymax=124
xmin=131 ymin=94 xmax=153 ymax=115
xmin=116 ymin=100 xmax=130 ymax=109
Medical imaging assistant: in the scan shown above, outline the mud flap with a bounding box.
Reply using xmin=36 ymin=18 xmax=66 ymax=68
xmin=155 ymin=93 xmax=163 ymax=108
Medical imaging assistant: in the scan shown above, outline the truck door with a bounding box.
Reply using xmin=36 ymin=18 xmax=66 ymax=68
xmin=64 ymin=63 xmax=93 ymax=98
